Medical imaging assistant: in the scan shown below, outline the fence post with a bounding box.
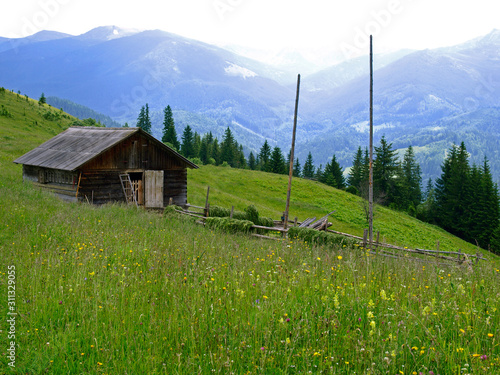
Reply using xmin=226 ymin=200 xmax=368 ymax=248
xmin=204 ymin=186 xmax=210 ymax=217
xmin=363 ymin=229 xmax=368 ymax=248
xmin=230 ymin=206 xmax=234 ymax=219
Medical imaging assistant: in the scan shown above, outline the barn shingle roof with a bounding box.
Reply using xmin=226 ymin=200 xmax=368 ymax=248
xmin=14 ymin=127 xmax=198 ymax=171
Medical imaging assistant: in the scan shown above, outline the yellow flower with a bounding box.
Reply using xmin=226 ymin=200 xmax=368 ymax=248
xmin=472 ymin=353 xmax=481 ymax=357
xmin=380 ymin=289 xmax=387 ymax=300
xmin=337 ymin=256 xmax=342 ymax=260
xmin=263 ymin=295 xmax=268 ymax=299
xmin=367 ymin=311 xmax=374 ymax=319
xmin=488 ymin=333 xmax=494 ymax=338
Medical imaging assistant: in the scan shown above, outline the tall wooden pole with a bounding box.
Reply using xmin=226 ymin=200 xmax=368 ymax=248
xmin=284 ymin=74 xmax=301 ymax=230
xmin=368 ymin=35 xmax=374 ymax=249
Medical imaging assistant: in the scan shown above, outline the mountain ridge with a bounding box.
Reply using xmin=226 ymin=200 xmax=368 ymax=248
xmin=0 ymin=26 xmax=499 ymax=182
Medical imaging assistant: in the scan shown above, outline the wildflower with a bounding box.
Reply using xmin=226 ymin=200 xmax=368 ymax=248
xmin=263 ymin=295 xmax=268 ymax=299
xmin=380 ymin=289 xmax=387 ymax=300
xmin=333 ymin=293 xmax=340 ymax=309
xmin=286 ymin=338 xmax=290 ymax=344
xmin=337 ymin=256 xmax=342 ymax=260
xmin=367 ymin=311 xmax=374 ymax=319
xmin=488 ymin=333 xmax=494 ymax=338
xmin=313 ymin=352 xmax=321 ymax=356
xmin=370 ymin=320 xmax=376 ymax=329
xmin=481 ymin=355 xmax=488 ymax=360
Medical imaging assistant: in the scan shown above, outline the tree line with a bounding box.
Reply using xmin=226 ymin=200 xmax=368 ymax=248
xmin=134 ymin=104 xmax=500 ymax=252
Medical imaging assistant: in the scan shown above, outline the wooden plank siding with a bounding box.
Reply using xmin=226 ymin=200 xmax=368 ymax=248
xmin=82 ymin=133 xmax=186 ymax=171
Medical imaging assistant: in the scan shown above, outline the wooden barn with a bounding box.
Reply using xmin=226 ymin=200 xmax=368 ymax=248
xmin=14 ymin=127 xmax=198 ymax=207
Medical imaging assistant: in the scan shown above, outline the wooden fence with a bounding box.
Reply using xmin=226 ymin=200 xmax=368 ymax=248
xmin=168 ymin=188 xmax=488 ymax=266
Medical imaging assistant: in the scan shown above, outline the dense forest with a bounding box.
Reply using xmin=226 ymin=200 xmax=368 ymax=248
xmin=135 ymin=104 xmax=500 ymax=253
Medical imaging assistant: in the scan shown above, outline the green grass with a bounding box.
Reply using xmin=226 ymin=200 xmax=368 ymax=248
xmin=1 ymin=88 xmax=500 ymax=374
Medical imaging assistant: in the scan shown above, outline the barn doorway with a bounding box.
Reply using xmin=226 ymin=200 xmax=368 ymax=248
xmin=129 ymin=172 xmax=144 ymax=205
xmin=144 ymin=170 xmax=164 ymax=208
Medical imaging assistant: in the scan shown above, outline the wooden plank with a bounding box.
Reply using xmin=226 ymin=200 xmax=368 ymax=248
xmin=185 ymin=204 xmax=205 ymax=210
xmin=299 ymin=217 xmax=316 ymax=228
xmin=251 ymin=225 xmax=288 ymax=233
xmin=145 ymin=170 xmax=163 ymax=208
xmin=174 ymin=209 xmax=205 ymax=219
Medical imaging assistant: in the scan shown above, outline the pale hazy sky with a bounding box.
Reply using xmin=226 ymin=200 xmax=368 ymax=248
xmin=1 ymin=0 xmax=499 ymax=58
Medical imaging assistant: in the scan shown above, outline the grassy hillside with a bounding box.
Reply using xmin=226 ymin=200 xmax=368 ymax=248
xmin=1 ymin=88 xmax=500 ymax=374
xmin=188 ymin=166 xmax=482 ymax=255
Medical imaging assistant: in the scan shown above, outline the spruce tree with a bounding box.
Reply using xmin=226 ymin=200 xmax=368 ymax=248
xmin=180 ymin=125 xmax=195 ymax=158
xmin=248 ymin=152 xmax=257 ymax=170
xmin=259 ymin=140 xmax=271 ymax=172
xmin=193 ymin=132 xmax=201 ymax=159
xmin=348 ymin=146 xmax=364 ymax=190
xmin=161 ymin=105 xmax=180 ymax=150
xmin=373 ymin=136 xmax=399 ymax=205
xmin=143 ymin=104 xmax=152 ymax=134
xmin=293 ymin=158 xmax=301 ymax=178
xmin=136 ymin=104 xmax=152 ymax=134
xmin=399 ymin=145 xmax=422 ymax=211
xmin=434 ymin=142 xmax=470 ymax=238
xmin=221 ymin=127 xmax=236 ymax=166
xmin=322 ymin=154 xmax=345 ymax=189
xmin=269 ymin=146 xmax=286 ymax=174
xmin=136 ymin=106 xmax=146 ymax=130
xmin=474 ymin=158 xmax=500 ymax=248
xmin=303 ymin=152 xmax=315 ymax=179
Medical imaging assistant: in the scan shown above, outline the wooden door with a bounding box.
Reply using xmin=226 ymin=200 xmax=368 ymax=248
xmin=144 ymin=170 xmax=164 ymax=208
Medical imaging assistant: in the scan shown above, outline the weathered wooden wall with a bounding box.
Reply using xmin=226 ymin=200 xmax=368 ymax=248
xmin=78 ymin=171 xmax=125 ymax=205
xmin=83 ymin=133 xmax=185 ymax=171
xmin=23 ymin=165 xmax=79 ymax=202
xmin=164 ymin=169 xmax=188 ymax=206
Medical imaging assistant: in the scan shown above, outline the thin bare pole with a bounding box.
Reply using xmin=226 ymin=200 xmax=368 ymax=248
xmin=368 ymin=35 xmax=374 ymax=249
xmin=284 ymin=74 xmax=301 ymax=230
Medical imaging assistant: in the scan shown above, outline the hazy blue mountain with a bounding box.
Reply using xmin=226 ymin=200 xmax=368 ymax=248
xmin=0 ymin=28 xmax=294 ymax=145
xmin=0 ymin=27 xmax=499 ymax=182
xmin=0 ymin=30 xmax=72 ymax=53
xmin=296 ymin=29 xmax=500 ymax=182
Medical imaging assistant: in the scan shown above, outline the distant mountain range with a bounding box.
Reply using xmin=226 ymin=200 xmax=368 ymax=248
xmin=0 ymin=26 xmax=499 ymax=183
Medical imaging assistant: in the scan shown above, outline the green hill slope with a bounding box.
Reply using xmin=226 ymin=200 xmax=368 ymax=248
xmin=0 ymin=87 xmax=482 ymax=255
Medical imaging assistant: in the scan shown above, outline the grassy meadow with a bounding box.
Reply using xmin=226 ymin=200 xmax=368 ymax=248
xmin=1 ymin=89 xmax=500 ymax=374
